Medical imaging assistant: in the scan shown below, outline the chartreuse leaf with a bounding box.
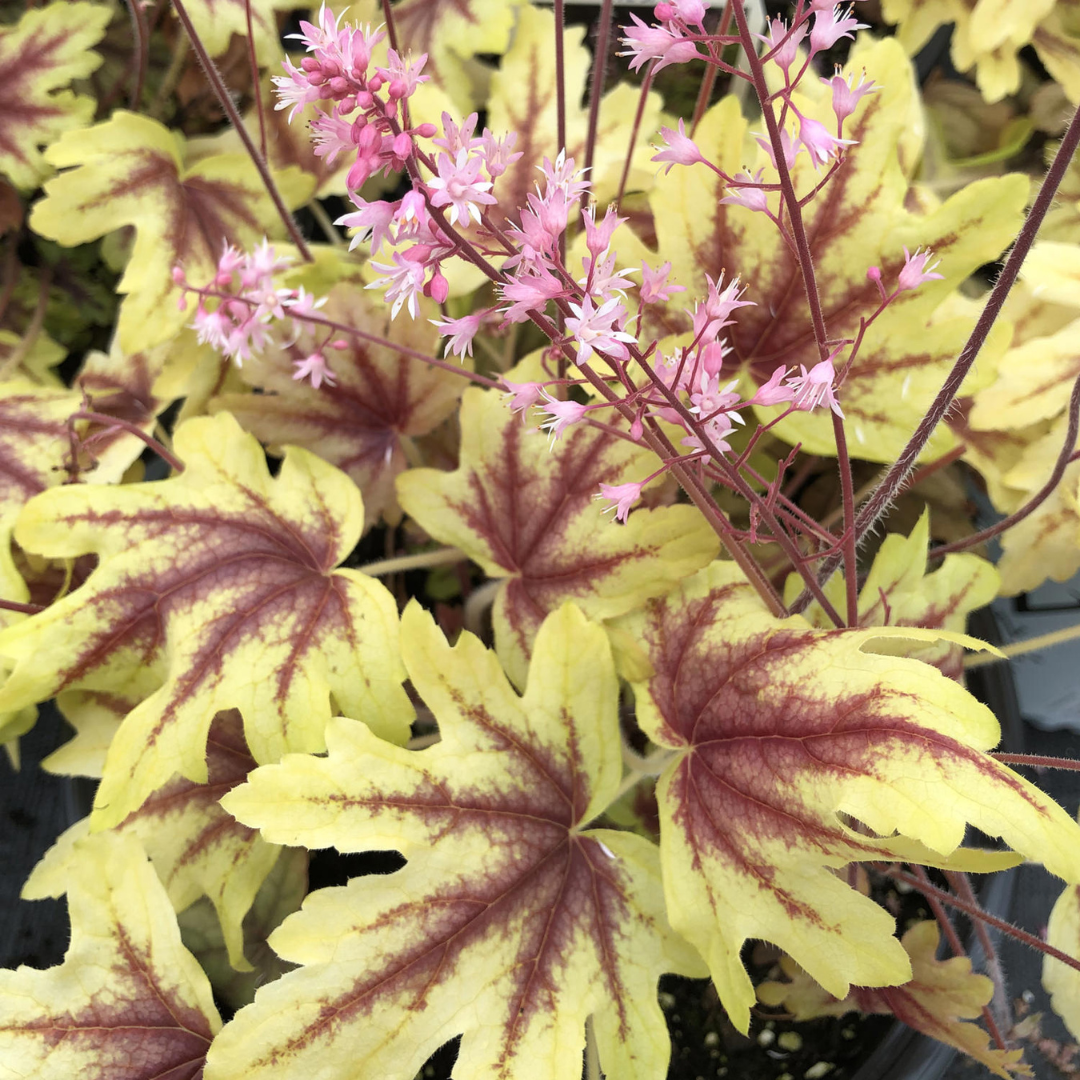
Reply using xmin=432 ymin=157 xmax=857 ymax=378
xmin=29 ymin=111 xmax=314 ymax=353
xmin=1044 ymin=881 xmax=1080 ymax=1040
xmin=396 ymin=382 xmax=719 ymax=688
xmin=787 ymin=510 xmax=999 ymax=680
xmin=213 ymin=284 xmax=464 ymax=532
xmin=650 ymin=37 xmax=1023 ymax=463
xmin=759 ymin=921 xmax=1029 ymax=1077
xmin=615 ymin=562 xmax=1080 ymax=1034
xmin=486 ymin=4 xmax=663 ymax=219
xmin=1 ymin=830 xmax=220 ymax=1080
xmin=209 ymin=602 xmax=702 ymax=1080
xmin=0 ymin=2 xmax=110 ymax=190
xmin=169 ymin=0 xmax=297 ymax=62
xmin=0 ymin=411 xmax=412 ymax=829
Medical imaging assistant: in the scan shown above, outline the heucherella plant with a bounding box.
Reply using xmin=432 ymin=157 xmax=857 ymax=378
xmin=4 ymin=0 xmax=1080 ymax=1078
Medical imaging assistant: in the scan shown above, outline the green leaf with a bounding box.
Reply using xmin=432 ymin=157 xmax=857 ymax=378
xmin=0 ymin=411 xmax=412 ymax=829
xmin=615 ymin=561 xmax=1080 ymax=1033
xmin=209 ymin=602 xmax=702 ymax=1080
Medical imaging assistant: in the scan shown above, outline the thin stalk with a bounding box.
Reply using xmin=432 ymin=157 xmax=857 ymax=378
xmin=0 ymin=269 xmax=51 ymax=380
xmin=616 ymin=70 xmax=655 ymax=209
xmin=360 ymin=547 xmax=465 ymax=577
xmin=794 ymin=99 xmax=1080 ymax=611
xmin=964 ymin=622 xmax=1080 ymax=669
xmin=887 ymin=867 xmax=1080 ymax=975
xmin=553 ymin=0 xmax=567 ymax=157
xmin=932 ymin=371 xmax=1080 ymax=558
xmin=69 ymin=411 xmax=187 ymax=474
xmin=0 ymin=599 xmax=45 ymax=616
xmin=992 ymin=753 xmax=1080 ymax=771
xmin=244 ymin=0 xmax=268 ymax=161
xmin=170 ymin=0 xmax=313 ymax=261
xmin=308 ymin=199 xmax=344 ymax=246
xmin=149 ymin=35 xmax=189 ymax=119
xmin=581 ymin=0 xmax=616 ymax=214
xmin=122 ymin=0 xmax=150 ymax=109
xmin=690 ymin=0 xmax=734 ymax=135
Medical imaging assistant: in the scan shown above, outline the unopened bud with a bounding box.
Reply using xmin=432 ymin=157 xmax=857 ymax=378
xmin=414 ymin=122 xmax=437 ymax=139
xmin=426 ymin=270 xmax=449 ymax=304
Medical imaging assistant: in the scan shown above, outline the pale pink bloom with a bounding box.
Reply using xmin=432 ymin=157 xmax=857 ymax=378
xmin=500 ymin=266 xmax=566 ymax=323
xmin=283 ymin=286 xmax=328 ymax=321
xmin=310 ymin=109 xmax=355 ymax=164
xmin=583 ymin=205 xmax=624 ymax=260
xmin=565 ymin=296 xmax=637 ymax=366
xmin=756 ymin=129 xmax=802 ymax=171
xmin=667 ymin=0 xmax=707 ymax=28
xmin=596 ymin=481 xmax=644 ymax=523
xmin=479 ymin=129 xmax=522 ymax=179
xmin=539 ymin=150 xmax=591 ymax=204
xmin=653 ymin=118 xmax=707 ymax=174
xmin=273 ymin=58 xmax=326 ymax=122
xmin=240 ymin=239 xmax=291 ymax=289
xmin=639 ymin=260 xmax=684 ymax=303
xmin=897 ymin=246 xmax=944 ymax=292
xmin=690 ymin=371 xmax=742 ymax=421
xmin=758 ymin=17 xmax=806 ymax=72
xmin=700 ymin=340 xmax=728 ymax=377
xmin=426 ymin=148 xmax=496 ymax=226
xmin=367 ymin=251 xmax=427 ymax=319
xmin=377 ymin=49 xmax=429 ymax=99
xmin=538 ymin=392 xmax=590 ymax=443
xmin=692 ymin=273 xmax=753 ymax=343
xmin=821 ymin=68 xmax=877 ymax=125
xmin=747 ymin=365 xmax=793 ymax=407
xmin=192 ymin=304 xmax=234 ymax=353
xmin=619 ymin=14 xmax=700 ymax=72
xmin=502 ymin=379 xmax=545 ymax=416
xmin=683 ymin=414 xmax=735 ymax=454
xmin=720 ymin=169 xmax=770 ymax=214
xmin=797 ymin=115 xmax=855 ymax=166
xmin=431 ymin=312 xmax=482 ymax=359
xmin=336 ymin=197 xmax=396 ymax=254
xmin=786 ymin=357 xmax=843 ymax=416
xmin=581 ymin=253 xmax=636 ymax=299
xmin=293 ymin=350 xmax=337 ymax=389
xmin=809 ymin=5 xmax=868 ymax=55
xmin=432 ymin=112 xmax=480 ymax=155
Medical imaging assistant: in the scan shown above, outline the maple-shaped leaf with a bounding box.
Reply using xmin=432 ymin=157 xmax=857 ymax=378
xmin=649 ymin=38 xmax=1024 ymax=463
xmin=484 ymin=4 xmax=663 ymax=225
xmin=1044 ymin=880 xmax=1080 ymax=1041
xmin=1 ymin=830 xmax=220 ymax=1080
xmin=33 ymin=709 xmax=281 ymax=972
xmin=614 ymin=561 xmax=1080 ymax=1033
xmin=212 ymin=284 xmax=463 ymax=532
xmin=0 ymin=411 xmax=413 ymax=829
xmin=759 ymin=921 xmax=1029 ymax=1078
xmin=29 ymin=111 xmax=314 ymax=353
xmin=208 ymin=601 xmax=702 ymax=1080
xmin=0 ymin=2 xmax=110 ymax=190
xmin=788 ymin=510 xmax=999 ymax=680
xmin=396 ymin=381 xmax=719 ymax=687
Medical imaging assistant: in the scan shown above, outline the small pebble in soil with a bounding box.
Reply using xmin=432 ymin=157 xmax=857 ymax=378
xmin=757 ymin=1029 xmax=776 ymax=1047
xmin=704 ymin=1032 xmax=719 ymax=1048
xmin=804 ymin=1062 xmax=834 ymax=1079
xmin=777 ymin=1032 xmax=803 ymax=1052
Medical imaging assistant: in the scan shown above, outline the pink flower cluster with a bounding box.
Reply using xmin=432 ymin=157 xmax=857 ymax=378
xmin=175 ymin=242 xmax=340 ymax=390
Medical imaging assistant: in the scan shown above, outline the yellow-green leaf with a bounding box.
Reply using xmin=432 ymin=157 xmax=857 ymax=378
xmin=2 ymin=830 xmax=220 ymax=1080
xmin=1044 ymin=880 xmax=1080 ymax=1040
xmin=396 ymin=381 xmax=719 ymax=687
xmin=0 ymin=411 xmax=412 ymax=829
xmin=29 ymin=111 xmax=314 ymax=353
xmin=0 ymin=2 xmax=110 ymax=190
xmin=209 ymin=601 xmax=700 ymax=1080
xmin=616 ymin=561 xmax=1080 ymax=1033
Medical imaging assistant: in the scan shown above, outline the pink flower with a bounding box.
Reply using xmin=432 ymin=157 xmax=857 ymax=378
xmin=538 ymin=392 xmax=590 ymax=443
xmin=756 ymin=129 xmax=802 ymax=171
xmin=336 ymin=196 xmax=396 ymax=254
xmin=785 ymin=357 xmax=843 ymax=416
xmin=809 ymin=5 xmax=868 ymax=55
xmin=432 ymin=111 xmax=480 ymax=155
xmin=897 ymin=246 xmax=944 ymax=292
xmin=478 ymin=128 xmax=522 ymax=179
xmin=747 ymin=366 xmax=793 ymax=407
xmin=797 ymin=115 xmax=855 ymax=166
xmin=652 ymin=118 xmax=707 ymax=174
xmin=426 ymin=148 xmax=496 ymax=226
xmin=431 ymin=313 xmax=482 ymax=359
xmin=565 ymin=296 xmax=637 ymax=366
xmin=596 ymin=481 xmax=644 ymax=523
xmin=501 ymin=379 xmax=545 ymax=416
xmin=720 ymin=169 xmax=770 ymax=214
xmin=292 ymin=350 xmax=337 ymax=389
xmin=821 ymin=68 xmax=877 ymax=125
xmin=367 ymin=250 xmax=428 ymax=319
xmin=639 ymin=260 xmax=684 ymax=304
xmin=582 ymin=205 xmax=624 ymax=260
xmin=758 ymin=17 xmax=806 ymax=73
xmin=500 ymin=266 xmax=566 ymax=323
xmin=619 ymin=14 xmax=700 ymax=72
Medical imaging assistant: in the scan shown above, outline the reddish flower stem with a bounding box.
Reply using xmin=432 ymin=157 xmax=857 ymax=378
xmin=932 ymin=370 xmax=1080 ymax=558
xmin=554 ymin=0 xmax=568 ymax=157
xmin=910 ymin=867 xmax=1008 ymax=1052
xmin=887 ymin=866 xmax=1080 ymax=975
xmin=244 ymin=0 xmax=268 ymax=161
xmin=793 ymin=99 xmax=1080 ymax=610
xmin=729 ymin=0 xmax=859 ymax=626
xmin=122 ymin=0 xmax=149 ymax=109
xmin=991 ymin=753 xmax=1080 ymax=771
xmin=0 ymin=598 xmax=45 ymax=616
xmin=581 ymin=0 xmax=616 ymax=214
xmin=69 ymin=411 xmax=186 ymax=474
xmin=170 ymin=0 xmax=312 ymax=262
xmin=616 ymin=69 xmax=655 ymax=209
